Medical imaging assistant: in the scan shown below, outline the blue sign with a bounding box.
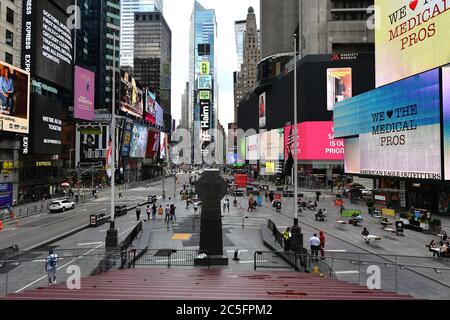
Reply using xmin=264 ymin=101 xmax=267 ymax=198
xmin=121 ymin=122 xmax=133 ymax=157
xmin=0 ymin=183 xmax=13 ymax=207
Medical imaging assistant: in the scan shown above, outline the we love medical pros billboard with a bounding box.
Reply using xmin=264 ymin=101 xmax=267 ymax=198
xmin=375 ymin=0 xmax=450 ymax=87
xmin=335 ymin=68 xmax=442 ymax=180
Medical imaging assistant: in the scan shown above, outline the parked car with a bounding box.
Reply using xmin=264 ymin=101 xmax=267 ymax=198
xmin=343 ymin=184 xmax=366 ymax=198
xmin=361 ymin=188 xmax=373 ymax=197
xmin=49 ymin=199 xmax=76 ymax=213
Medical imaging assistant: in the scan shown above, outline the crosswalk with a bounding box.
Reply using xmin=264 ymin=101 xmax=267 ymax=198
xmin=94 ymin=195 xmax=151 ymax=203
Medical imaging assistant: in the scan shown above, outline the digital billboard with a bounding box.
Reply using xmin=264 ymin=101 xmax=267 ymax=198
xmin=145 ymin=89 xmax=156 ymax=125
xmin=146 ymin=130 xmax=160 ymax=160
xmin=129 ymin=124 xmax=149 ymax=158
xmin=120 ymin=70 xmax=144 ymax=118
xmin=121 ymin=122 xmax=133 ymax=158
xmin=237 ymin=136 xmax=246 ymax=164
xmin=443 ymin=67 xmax=450 ymax=180
xmin=156 ymin=102 xmax=164 ymax=129
xmin=198 ymin=75 xmax=212 ymax=90
xmin=335 ymin=69 xmax=442 ymax=180
xmin=76 ymin=125 xmax=109 ymax=165
xmin=0 ymin=183 xmax=13 ymax=207
xmin=160 ymin=132 xmax=168 ymax=161
xmin=200 ymin=100 xmax=211 ymax=144
xmin=375 ymin=0 xmax=450 ymax=87
xmin=259 ymin=93 xmax=266 ymax=129
xmin=22 ymin=0 xmax=73 ymax=90
xmin=200 ymin=61 xmax=210 ymax=75
xmin=284 ymin=122 xmax=345 ymax=161
xmin=74 ymin=66 xmax=95 ymax=121
xmin=262 ymin=129 xmax=284 ymax=161
xmin=0 ymin=61 xmax=30 ymax=134
xmin=327 ymin=68 xmax=352 ymax=111
xmin=33 ymin=94 xmax=63 ymax=155
xmin=246 ymin=135 xmax=258 ymax=161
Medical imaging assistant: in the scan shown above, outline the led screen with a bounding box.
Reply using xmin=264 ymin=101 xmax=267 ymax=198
xmin=129 ymin=124 xmax=149 ymax=158
xmin=74 ymin=66 xmax=95 ymax=121
xmin=327 ymin=68 xmax=352 ymax=111
xmin=260 ymin=129 xmax=284 ymax=161
xmin=335 ymin=69 xmax=442 ymax=180
xmin=246 ymin=135 xmax=258 ymax=161
xmin=120 ymin=70 xmax=144 ymax=118
xmin=375 ymin=0 xmax=450 ymax=87
xmin=145 ymin=89 xmax=156 ymax=125
xmin=121 ymin=122 xmax=133 ymax=158
xmin=33 ymin=94 xmax=63 ymax=155
xmin=259 ymin=93 xmax=266 ymax=129
xmin=443 ymin=67 xmax=450 ymax=180
xmin=76 ymin=125 xmax=109 ymax=165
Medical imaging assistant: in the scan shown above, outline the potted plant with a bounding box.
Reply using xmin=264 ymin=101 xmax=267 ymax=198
xmin=429 ymin=219 xmax=442 ymax=235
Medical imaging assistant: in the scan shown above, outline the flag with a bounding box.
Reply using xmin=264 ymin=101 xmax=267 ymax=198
xmin=106 ymin=133 xmax=113 ymax=178
xmin=283 ymin=126 xmax=295 ymax=178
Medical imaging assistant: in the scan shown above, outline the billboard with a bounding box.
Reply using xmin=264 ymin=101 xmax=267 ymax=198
xmin=335 ymin=69 xmax=442 ymax=180
xmin=443 ymin=67 xmax=450 ymax=180
xmin=74 ymin=66 xmax=95 ymax=121
xmin=22 ymin=0 xmax=73 ymax=89
xmin=121 ymin=122 xmax=133 ymax=158
xmin=0 ymin=61 xmax=30 ymax=134
xmin=199 ymin=91 xmax=210 ymax=101
xmin=0 ymin=183 xmax=13 ymax=207
xmin=284 ymin=122 xmax=345 ymax=161
xmin=146 ymin=130 xmax=160 ymax=160
xmin=327 ymin=68 xmax=352 ymax=111
xmin=145 ymin=89 xmax=156 ymax=125
xmin=129 ymin=124 xmax=149 ymax=158
xmin=160 ymin=132 xmax=168 ymax=161
xmin=260 ymin=129 xmax=284 ymax=161
xmin=259 ymin=93 xmax=267 ymax=129
xmin=375 ymin=0 xmax=450 ymax=87
xmin=76 ymin=125 xmax=109 ymax=165
xmin=237 ymin=136 xmax=246 ymax=164
xmin=33 ymin=94 xmax=63 ymax=154
xmin=198 ymin=75 xmax=212 ymax=90
xmin=246 ymin=135 xmax=258 ymax=161
xmin=200 ymin=61 xmax=210 ymax=75
xmin=120 ymin=70 xmax=144 ymax=118
xmin=156 ymin=102 xmax=164 ymax=129
xmin=200 ymin=100 xmax=211 ymax=144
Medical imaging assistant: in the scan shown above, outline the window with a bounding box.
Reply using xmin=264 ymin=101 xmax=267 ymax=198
xmin=6 ymin=8 xmax=14 ymax=25
xmin=5 ymin=30 xmax=13 ymax=47
xmin=5 ymin=52 xmax=13 ymax=65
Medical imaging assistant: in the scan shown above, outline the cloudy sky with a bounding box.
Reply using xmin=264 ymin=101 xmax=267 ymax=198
xmin=164 ymin=0 xmax=260 ymax=127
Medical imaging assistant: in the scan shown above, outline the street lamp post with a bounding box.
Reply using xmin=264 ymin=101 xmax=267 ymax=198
xmin=293 ymin=33 xmax=299 ymax=228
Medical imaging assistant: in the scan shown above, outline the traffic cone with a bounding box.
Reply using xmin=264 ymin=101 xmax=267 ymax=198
xmin=0 ymin=220 xmax=3 ymax=231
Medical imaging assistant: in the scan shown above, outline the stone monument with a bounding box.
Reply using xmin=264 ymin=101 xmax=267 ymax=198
xmin=194 ymin=169 xmax=229 ymax=266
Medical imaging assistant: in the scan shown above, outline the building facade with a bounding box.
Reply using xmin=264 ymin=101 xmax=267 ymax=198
xmin=134 ymin=11 xmax=172 ymax=114
xmin=234 ymin=20 xmax=246 ymax=68
xmin=180 ymin=82 xmax=189 ymax=129
xmin=189 ymin=0 xmax=218 ymax=161
xmin=120 ymin=0 xmax=164 ymax=68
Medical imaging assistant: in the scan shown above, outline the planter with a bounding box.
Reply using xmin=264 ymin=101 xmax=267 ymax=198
xmin=420 ymin=223 xmax=429 ymax=230
xmin=429 ymin=225 xmax=442 ymax=235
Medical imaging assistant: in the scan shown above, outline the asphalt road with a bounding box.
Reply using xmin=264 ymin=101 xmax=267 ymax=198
xmin=0 ymin=177 xmax=176 ymax=251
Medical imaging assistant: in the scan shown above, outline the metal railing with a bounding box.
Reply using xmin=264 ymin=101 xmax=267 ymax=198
xmin=133 ymin=249 xmax=210 ymax=269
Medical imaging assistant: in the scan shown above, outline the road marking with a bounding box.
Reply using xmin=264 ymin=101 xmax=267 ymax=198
xmin=334 ymin=271 xmax=360 ymax=275
xmin=227 ymin=250 xmax=249 ymax=253
xmin=239 ymin=260 xmax=266 ymax=264
xmin=79 ymin=209 xmax=87 ymax=212
xmin=15 ymin=225 xmax=137 ymax=294
xmin=325 ymin=250 xmax=347 ymax=253
xmin=78 ymin=242 xmax=103 ymax=246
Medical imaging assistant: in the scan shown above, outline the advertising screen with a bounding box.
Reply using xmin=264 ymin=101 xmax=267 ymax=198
xmin=145 ymin=90 xmax=156 ymax=125
xmin=200 ymin=61 xmax=210 ymax=75
xmin=335 ymin=69 xmax=442 ymax=180
xmin=200 ymin=100 xmax=211 ymax=144
xmin=0 ymin=62 xmax=30 ymax=134
xmin=160 ymin=132 xmax=168 ymax=161
xmin=246 ymin=135 xmax=258 ymax=161
xmin=375 ymin=0 xmax=450 ymax=87
xmin=22 ymin=0 xmax=73 ymax=89
xmin=74 ymin=66 xmax=95 ymax=121
xmin=156 ymin=102 xmax=164 ymax=129
xmin=327 ymin=68 xmax=352 ymax=111
xmin=120 ymin=70 xmax=144 ymax=118
xmin=264 ymin=129 xmax=284 ymax=161
xmin=443 ymin=67 xmax=450 ymax=180
xmin=33 ymin=94 xmax=63 ymax=154
xmin=237 ymin=136 xmax=246 ymax=164
xmin=0 ymin=183 xmax=13 ymax=207
xmin=284 ymin=122 xmax=344 ymax=161
xmin=344 ymin=138 xmax=361 ymax=175
xmin=199 ymin=91 xmax=210 ymax=101
xmin=259 ymin=93 xmax=266 ymax=129
xmin=121 ymin=122 xmax=133 ymax=158
xmin=129 ymin=124 xmax=149 ymax=158
xmin=146 ymin=130 xmax=160 ymax=160
xmin=76 ymin=125 xmax=109 ymax=165
xmin=198 ymin=75 xmax=212 ymax=90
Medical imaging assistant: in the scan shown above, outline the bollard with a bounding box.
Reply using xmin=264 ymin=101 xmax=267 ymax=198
xmin=313 ymin=266 xmax=319 ymax=274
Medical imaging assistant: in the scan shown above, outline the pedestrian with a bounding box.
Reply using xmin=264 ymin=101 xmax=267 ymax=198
xmin=146 ymin=205 xmax=151 ymax=222
xmin=152 ymin=204 xmax=157 ymax=220
xmin=170 ymin=204 xmax=177 ymax=221
xmin=193 ymin=201 xmax=199 ymax=214
xmin=119 ymin=190 xmax=122 ymax=198
xmin=265 ymin=192 xmax=269 ymax=202
xmin=283 ymin=228 xmax=292 ymax=252
xmin=225 ymin=198 xmax=230 ymax=212
xmin=316 ymin=191 xmax=321 ymax=202
xmin=269 ymin=191 xmax=274 ymax=203
xmin=45 ymin=250 xmax=58 ymax=285
xmin=319 ymin=231 xmax=326 ymax=259
xmin=165 ymin=205 xmax=171 ymax=222
xmin=136 ymin=205 xmax=141 ymax=221
xmin=158 ymin=205 xmax=164 ymax=220
xmin=309 ymin=234 xmax=321 ymax=263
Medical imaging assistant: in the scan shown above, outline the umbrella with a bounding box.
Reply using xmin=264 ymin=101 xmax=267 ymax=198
xmin=61 ymin=182 xmax=71 ymax=188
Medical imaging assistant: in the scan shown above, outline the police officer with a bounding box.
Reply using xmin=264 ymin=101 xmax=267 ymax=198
xmin=283 ymin=228 xmax=292 ymax=252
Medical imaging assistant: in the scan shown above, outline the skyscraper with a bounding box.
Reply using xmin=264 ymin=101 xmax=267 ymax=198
xmin=77 ymin=0 xmax=121 ymax=112
xmin=120 ymin=0 xmax=164 ymax=67
xmin=189 ymin=0 xmax=217 ymax=159
xmin=133 ymin=11 xmax=172 ymax=114
xmin=181 ymin=82 xmax=190 ymax=129
xmin=234 ymin=20 xmax=246 ymax=67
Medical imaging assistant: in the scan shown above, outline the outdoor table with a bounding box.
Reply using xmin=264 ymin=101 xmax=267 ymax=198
xmin=336 ymin=220 xmax=347 ymax=230
xmin=364 ymin=235 xmax=382 ymax=248
xmin=383 ymin=228 xmax=396 ymax=239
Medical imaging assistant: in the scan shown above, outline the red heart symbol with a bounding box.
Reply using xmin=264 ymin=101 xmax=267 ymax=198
xmin=409 ymin=0 xmax=418 ymax=11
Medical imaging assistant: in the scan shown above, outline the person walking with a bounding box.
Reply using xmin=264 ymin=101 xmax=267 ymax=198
xmin=269 ymin=191 xmax=274 ymax=203
xmin=170 ymin=203 xmax=177 ymax=221
xmin=146 ymin=205 xmax=151 ymax=222
xmin=319 ymin=231 xmax=326 ymax=259
xmin=119 ymin=190 xmax=122 ymax=198
xmin=193 ymin=201 xmax=199 ymax=214
xmin=265 ymin=191 xmax=269 ymax=202
xmin=152 ymin=204 xmax=157 ymax=221
xmin=225 ymin=198 xmax=230 ymax=212
xmin=165 ymin=205 xmax=171 ymax=222
xmin=136 ymin=205 xmax=141 ymax=221
xmin=283 ymin=228 xmax=292 ymax=252
xmin=158 ymin=205 xmax=164 ymax=220
xmin=309 ymin=234 xmax=321 ymax=263
xmin=45 ymin=250 xmax=59 ymax=285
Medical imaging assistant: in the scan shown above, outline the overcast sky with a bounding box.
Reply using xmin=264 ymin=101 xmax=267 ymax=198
xmin=164 ymin=0 xmax=260 ymax=127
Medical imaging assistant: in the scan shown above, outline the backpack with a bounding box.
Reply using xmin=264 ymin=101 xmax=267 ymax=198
xmin=48 ymin=255 xmax=57 ymax=268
